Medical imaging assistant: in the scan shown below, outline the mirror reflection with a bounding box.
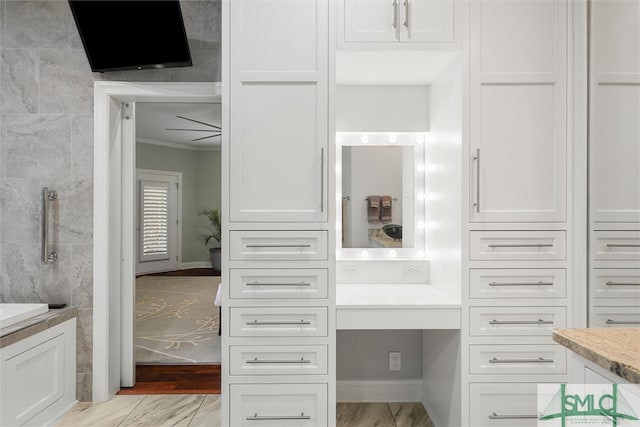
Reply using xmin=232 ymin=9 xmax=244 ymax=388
xmin=341 ymin=146 xmax=415 ymax=248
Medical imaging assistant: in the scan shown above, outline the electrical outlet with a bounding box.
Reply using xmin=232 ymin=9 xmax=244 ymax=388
xmin=340 ymin=264 xmax=359 ymax=277
xmin=389 ymin=351 xmax=401 ymax=371
xmin=402 ymin=264 xmax=426 ymax=279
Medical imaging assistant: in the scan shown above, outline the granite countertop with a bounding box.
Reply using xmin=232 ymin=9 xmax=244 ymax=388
xmin=0 ymin=307 xmax=77 ymax=349
xmin=553 ymin=328 xmax=640 ymax=384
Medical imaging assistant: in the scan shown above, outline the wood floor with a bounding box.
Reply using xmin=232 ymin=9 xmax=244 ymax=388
xmin=137 ymin=268 xmax=220 ymax=277
xmin=118 ymin=365 xmax=221 ymax=395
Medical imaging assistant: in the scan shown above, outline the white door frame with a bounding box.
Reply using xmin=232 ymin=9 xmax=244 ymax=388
xmin=93 ymin=81 xmax=221 ymax=401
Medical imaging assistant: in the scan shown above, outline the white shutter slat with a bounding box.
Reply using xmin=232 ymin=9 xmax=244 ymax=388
xmin=141 ymin=183 xmax=170 ymax=259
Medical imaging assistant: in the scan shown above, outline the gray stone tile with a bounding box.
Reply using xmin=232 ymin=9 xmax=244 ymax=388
xmin=390 ymin=402 xmax=435 ymax=427
xmin=0 ymin=179 xmax=41 ymax=244
xmin=121 ymin=394 xmax=205 ymax=427
xmin=76 ymin=372 xmax=93 ymax=403
xmin=4 ymin=114 xmax=71 ymax=180
xmin=51 ymin=178 xmax=92 ymax=244
xmin=56 ymin=395 xmax=145 ymax=426
xmin=337 ymin=403 xmax=396 ymax=427
xmin=39 ymin=49 xmax=93 ymax=114
xmin=71 ymin=244 xmax=92 ymax=308
xmin=180 ymin=1 xmax=221 ymax=48
xmin=71 ymin=115 xmax=93 ymax=180
xmin=0 ymin=243 xmax=5 ymax=274
xmin=76 ymin=307 xmax=92 ymax=376
xmin=0 ymin=115 xmax=6 ymax=178
xmin=1 ymin=49 xmax=38 ymax=113
xmin=188 ymin=394 xmax=220 ymax=427
xmin=4 ymin=243 xmax=72 ymax=304
xmin=170 ymin=42 xmax=220 ymax=82
xmin=4 ymin=1 xmax=74 ymax=49
xmin=95 ymin=68 xmax=172 ymax=82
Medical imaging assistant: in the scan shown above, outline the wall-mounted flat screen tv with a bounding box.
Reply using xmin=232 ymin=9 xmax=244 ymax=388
xmin=69 ymin=0 xmax=192 ymax=72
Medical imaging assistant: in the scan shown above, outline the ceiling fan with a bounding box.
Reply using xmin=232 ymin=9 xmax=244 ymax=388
xmin=165 ymin=115 xmax=222 ymax=142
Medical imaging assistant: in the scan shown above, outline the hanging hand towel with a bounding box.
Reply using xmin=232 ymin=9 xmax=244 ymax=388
xmin=380 ymin=195 xmax=392 ymax=224
xmin=367 ymin=195 xmax=380 ymax=224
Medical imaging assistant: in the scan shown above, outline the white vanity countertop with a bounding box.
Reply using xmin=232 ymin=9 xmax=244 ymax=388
xmin=336 ymin=284 xmax=461 ymax=330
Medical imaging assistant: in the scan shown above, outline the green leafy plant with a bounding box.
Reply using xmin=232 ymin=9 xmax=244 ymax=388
xmin=199 ymin=208 xmax=222 ymax=247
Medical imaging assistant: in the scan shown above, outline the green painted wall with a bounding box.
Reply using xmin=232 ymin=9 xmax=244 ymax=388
xmin=136 ymin=142 xmax=221 ymax=263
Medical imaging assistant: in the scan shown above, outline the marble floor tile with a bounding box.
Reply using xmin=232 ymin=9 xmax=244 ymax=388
xmin=187 ymin=395 xmax=221 ymax=427
xmin=54 ymin=395 xmax=145 ymax=427
xmin=337 ymin=402 xmax=396 ymax=427
xmin=389 ymin=402 xmax=435 ymax=427
xmin=120 ymin=394 xmax=205 ymax=427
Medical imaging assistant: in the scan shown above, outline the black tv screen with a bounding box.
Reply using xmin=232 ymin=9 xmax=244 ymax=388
xmin=69 ymin=1 xmax=192 ymax=72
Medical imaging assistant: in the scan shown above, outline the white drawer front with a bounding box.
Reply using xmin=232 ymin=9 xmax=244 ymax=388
xmin=230 ymin=307 xmax=328 ymax=337
xmin=470 ymin=269 xmax=566 ymax=299
xmin=591 ymin=269 xmax=640 ymax=300
xmin=469 ymin=383 xmax=541 ymax=426
xmin=470 ymin=231 xmax=566 ymax=261
xmin=230 ymin=231 xmax=328 ymax=261
xmin=589 ymin=306 xmax=640 ymax=327
xmin=470 ymin=344 xmax=566 ymax=375
xmin=592 ymin=231 xmax=640 ymax=261
xmin=230 ymin=345 xmax=328 ymax=376
xmin=230 ymin=269 xmax=328 ymax=299
xmin=230 ymin=383 xmax=328 ymax=426
xmin=469 ymin=306 xmax=566 ymax=336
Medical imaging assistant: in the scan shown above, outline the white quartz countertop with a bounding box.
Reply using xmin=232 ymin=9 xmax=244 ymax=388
xmin=336 ymin=284 xmax=461 ymax=330
xmin=337 ymin=284 xmax=461 ymax=308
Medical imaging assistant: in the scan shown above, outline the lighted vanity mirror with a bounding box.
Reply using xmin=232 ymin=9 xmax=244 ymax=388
xmin=336 ymin=132 xmax=426 ymax=260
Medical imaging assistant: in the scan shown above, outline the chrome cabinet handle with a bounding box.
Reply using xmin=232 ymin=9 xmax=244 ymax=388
xmin=473 ymin=149 xmax=480 ymax=213
xmin=489 ymin=357 xmax=554 ymax=364
xmin=320 ymin=147 xmax=324 ymax=213
xmin=403 ymin=0 xmax=410 ymax=30
xmin=489 ymin=319 xmax=553 ymax=325
xmin=606 ymin=282 xmax=640 ymax=286
xmin=489 ymin=412 xmax=538 ymax=420
xmin=606 ymin=244 xmax=640 ymax=248
xmin=606 ymin=319 xmax=640 ymax=325
xmin=489 ymin=281 xmax=554 ymax=287
xmin=41 ymin=187 xmax=58 ymax=264
xmin=392 ymin=0 xmax=398 ymax=28
xmin=246 ymin=320 xmax=311 ymax=326
xmin=246 ymin=358 xmax=311 ymax=364
xmin=487 ymin=244 xmax=554 ymax=248
xmin=245 ymin=244 xmax=312 ymax=248
xmin=246 ymin=282 xmax=312 ymax=287
xmin=247 ymin=413 xmax=310 ymax=421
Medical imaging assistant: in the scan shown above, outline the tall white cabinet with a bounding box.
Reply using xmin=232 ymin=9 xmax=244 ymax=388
xmin=588 ymin=0 xmax=640 ymax=328
xmin=223 ymin=0 xmax=335 ymax=425
xmin=464 ymin=0 xmax=573 ymax=424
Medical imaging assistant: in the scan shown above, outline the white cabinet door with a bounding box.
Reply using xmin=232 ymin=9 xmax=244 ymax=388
xmin=343 ymin=0 xmax=453 ymax=44
xmin=470 ymin=0 xmax=567 ymax=222
xmin=590 ymin=0 xmax=640 ymax=223
xmin=229 ymin=0 xmax=328 ymax=223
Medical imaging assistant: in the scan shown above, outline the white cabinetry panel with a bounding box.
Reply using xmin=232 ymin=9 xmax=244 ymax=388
xmin=469 ymin=383 xmax=541 ymax=426
xmin=470 ymin=268 xmax=566 ymax=299
xmin=230 ymin=231 xmax=328 ymax=261
xmin=469 ymin=231 xmax=566 ymax=261
xmin=590 ymin=269 xmax=640 ymax=301
xmin=590 ymin=306 xmax=640 ymax=328
xmin=230 ymin=383 xmax=328 ymax=426
xmin=469 ymin=306 xmax=566 ymax=337
xmin=230 ymin=345 xmax=328 ymax=376
xmin=469 ymin=344 xmax=566 ymax=375
xmin=230 ymin=269 xmax=328 ymax=300
xmin=230 ymin=307 xmax=328 ymax=337
xmin=591 ymin=231 xmax=640 ymax=262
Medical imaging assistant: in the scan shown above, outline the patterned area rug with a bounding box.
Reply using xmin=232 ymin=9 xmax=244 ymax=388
xmin=135 ymin=276 xmax=221 ymax=364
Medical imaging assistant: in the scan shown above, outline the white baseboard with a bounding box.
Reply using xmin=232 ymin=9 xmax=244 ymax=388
xmin=179 ymin=262 xmax=212 ymax=270
xmin=337 ymin=380 xmax=422 ymax=402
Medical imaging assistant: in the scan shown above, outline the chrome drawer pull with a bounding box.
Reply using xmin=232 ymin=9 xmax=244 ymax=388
xmin=473 ymin=149 xmax=480 ymax=213
xmin=606 ymin=282 xmax=640 ymax=286
xmin=247 ymin=282 xmax=312 ymax=287
xmin=392 ymin=0 xmax=398 ymax=28
xmin=247 ymin=413 xmax=310 ymax=421
xmin=246 ymin=244 xmax=312 ymax=248
xmin=246 ymin=357 xmax=311 ymax=364
xmin=489 ymin=281 xmax=554 ymax=287
xmin=489 ymin=319 xmax=553 ymax=325
xmin=246 ymin=320 xmax=311 ymax=326
xmin=606 ymin=244 xmax=640 ymax=248
xmin=606 ymin=319 xmax=640 ymax=325
xmin=488 ymin=244 xmax=553 ymax=248
xmin=489 ymin=357 xmax=554 ymax=364
xmin=489 ymin=412 xmax=538 ymax=420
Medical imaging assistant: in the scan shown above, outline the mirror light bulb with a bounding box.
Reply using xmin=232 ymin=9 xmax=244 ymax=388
xmin=361 ymin=250 xmax=370 ymax=258
xmin=388 ymin=250 xmax=397 ymax=258
xmin=388 ymin=135 xmax=397 ymax=144
xmin=417 ymin=221 xmax=425 ymax=230
xmin=416 ymin=192 xmax=425 ymax=201
xmin=417 ymin=164 xmax=425 ymax=172
xmin=416 ymin=135 xmax=425 ymax=144
xmin=361 ymin=135 xmax=369 ymax=144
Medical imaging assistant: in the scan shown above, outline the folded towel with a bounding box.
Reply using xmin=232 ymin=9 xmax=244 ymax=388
xmin=380 ymin=195 xmax=392 ymax=223
xmin=367 ymin=195 xmax=380 ymax=224
xmin=214 ymin=283 xmax=222 ymax=306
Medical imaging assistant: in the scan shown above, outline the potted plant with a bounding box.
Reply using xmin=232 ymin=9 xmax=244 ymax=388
xmin=199 ymin=208 xmax=222 ymax=271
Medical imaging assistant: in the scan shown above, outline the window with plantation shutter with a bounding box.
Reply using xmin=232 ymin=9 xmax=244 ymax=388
xmin=136 ymin=170 xmax=181 ymax=274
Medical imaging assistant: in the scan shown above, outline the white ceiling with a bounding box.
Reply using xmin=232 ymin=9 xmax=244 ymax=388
xmin=136 ymin=102 xmax=221 ymax=150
